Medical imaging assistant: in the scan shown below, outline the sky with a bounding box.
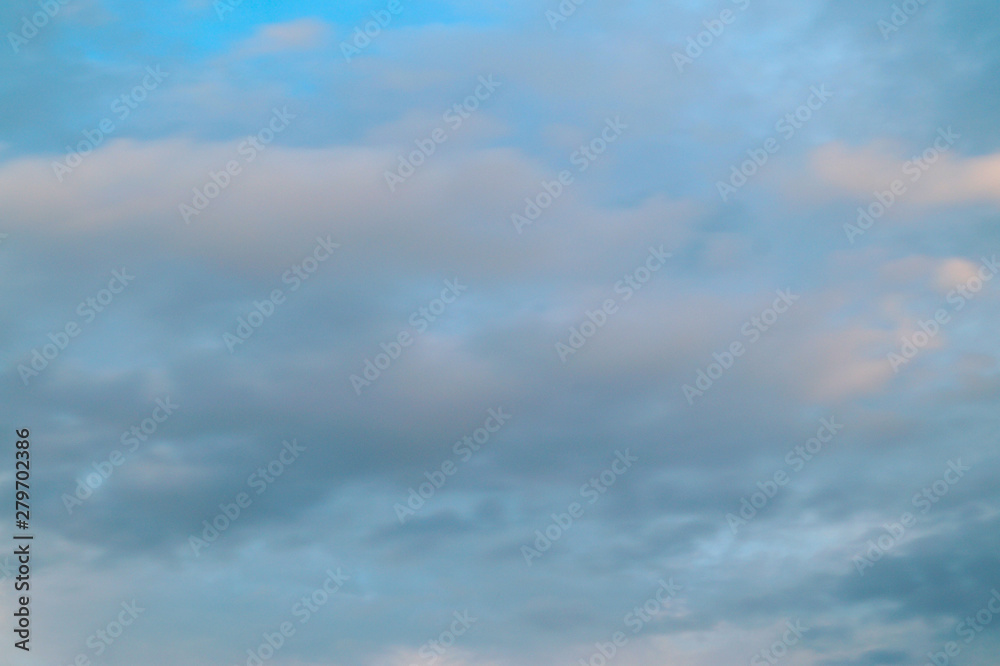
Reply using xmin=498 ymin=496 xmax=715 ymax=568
xmin=1 ymin=0 xmax=1000 ymax=665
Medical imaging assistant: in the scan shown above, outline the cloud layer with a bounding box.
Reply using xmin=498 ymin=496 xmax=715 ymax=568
xmin=1 ymin=1 xmax=999 ymax=665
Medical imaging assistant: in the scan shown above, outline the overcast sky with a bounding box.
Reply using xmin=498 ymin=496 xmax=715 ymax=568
xmin=2 ymin=1 xmax=1000 ymax=665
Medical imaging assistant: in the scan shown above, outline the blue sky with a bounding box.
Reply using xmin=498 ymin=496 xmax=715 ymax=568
xmin=2 ymin=1 xmax=1000 ymax=665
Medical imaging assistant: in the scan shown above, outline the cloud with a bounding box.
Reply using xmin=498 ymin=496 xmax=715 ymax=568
xmin=4 ymin=1 xmax=1000 ymax=665
xmin=790 ymin=139 xmax=1000 ymax=208
xmin=234 ymin=18 xmax=332 ymax=56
